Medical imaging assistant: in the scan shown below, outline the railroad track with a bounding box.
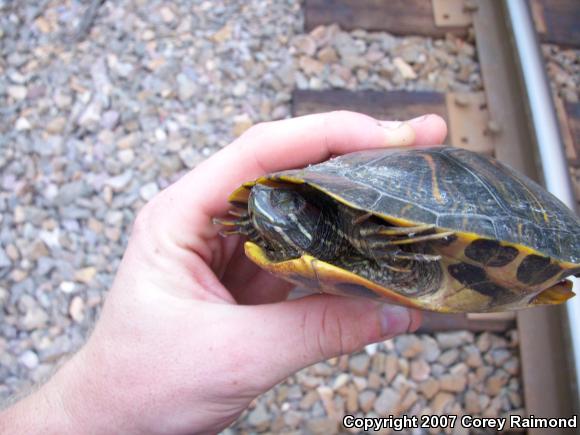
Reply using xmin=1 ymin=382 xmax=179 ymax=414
xmin=292 ymin=0 xmax=580 ymax=432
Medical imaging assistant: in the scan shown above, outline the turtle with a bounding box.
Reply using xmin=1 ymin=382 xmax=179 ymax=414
xmin=214 ymin=146 xmax=580 ymax=313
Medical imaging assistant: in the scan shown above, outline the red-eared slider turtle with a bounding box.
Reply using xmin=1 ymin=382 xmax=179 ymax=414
xmin=215 ymin=146 xmax=580 ymax=313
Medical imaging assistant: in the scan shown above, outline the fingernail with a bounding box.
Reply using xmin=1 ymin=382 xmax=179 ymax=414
xmin=378 ymin=121 xmax=416 ymax=146
xmin=408 ymin=114 xmax=431 ymax=123
xmin=378 ymin=304 xmax=413 ymax=338
xmin=379 ymin=120 xmax=403 ymax=130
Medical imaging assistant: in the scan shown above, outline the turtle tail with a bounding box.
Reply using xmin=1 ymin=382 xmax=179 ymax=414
xmin=530 ymin=280 xmax=576 ymax=306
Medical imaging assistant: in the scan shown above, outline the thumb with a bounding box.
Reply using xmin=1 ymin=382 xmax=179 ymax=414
xmin=230 ymin=294 xmax=421 ymax=386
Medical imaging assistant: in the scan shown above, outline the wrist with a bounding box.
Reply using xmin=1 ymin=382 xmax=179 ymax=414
xmin=0 ymin=346 xmax=121 ymax=435
xmin=1 ymin=359 xmax=78 ymax=434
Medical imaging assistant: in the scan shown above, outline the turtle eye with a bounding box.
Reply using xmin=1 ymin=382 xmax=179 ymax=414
xmin=272 ymin=189 xmax=301 ymax=211
xmin=292 ymin=194 xmax=307 ymax=211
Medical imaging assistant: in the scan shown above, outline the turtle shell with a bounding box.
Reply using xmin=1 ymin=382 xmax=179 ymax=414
xmin=273 ymin=146 xmax=580 ymax=264
xmin=226 ymin=146 xmax=580 ymax=312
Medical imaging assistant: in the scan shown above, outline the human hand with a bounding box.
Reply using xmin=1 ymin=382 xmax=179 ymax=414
xmin=1 ymin=111 xmax=447 ymax=434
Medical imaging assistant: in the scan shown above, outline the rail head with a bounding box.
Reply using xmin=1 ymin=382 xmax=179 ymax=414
xmin=505 ymin=0 xmax=580 ymax=416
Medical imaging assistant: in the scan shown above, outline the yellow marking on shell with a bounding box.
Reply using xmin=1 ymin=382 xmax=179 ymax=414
xmin=228 ymin=177 xmax=302 ymax=203
xmin=511 ymin=171 xmax=550 ymax=224
xmin=228 ymin=185 xmax=253 ymax=203
xmin=273 ymin=174 xmax=307 ymax=185
xmin=423 ymin=154 xmax=444 ymax=204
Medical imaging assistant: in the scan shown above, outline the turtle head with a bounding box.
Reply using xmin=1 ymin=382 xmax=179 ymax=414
xmin=248 ymin=184 xmax=321 ymax=257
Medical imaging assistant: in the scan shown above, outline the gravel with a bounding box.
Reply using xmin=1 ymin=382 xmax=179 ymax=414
xmin=231 ymin=332 xmax=523 ymax=433
xmin=1 ymin=0 xmax=523 ymax=432
xmin=542 ymin=44 xmax=580 ymax=207
xmin=291 ymin=25 xmax=482 ymax=93
xmin=543 ymin=44 xmax=580 ymax=104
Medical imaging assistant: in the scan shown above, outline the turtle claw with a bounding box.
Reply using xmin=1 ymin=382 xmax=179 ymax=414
xmin=383 ymin=262 xmax=413 ymax=273
xmin=384 ymin=231 xmax=455 ymax=246
xmin=360 ymin=223 xmax=436 ymax=237
xmin=213 ymin=214 xmax=254 ymax=237
xmin=377 ymin=224 xmax=436 ymax=237
xmin=393 ymin=252 xmax=441 ymax=262
xmin=228 ymin=209 xmax=249 ymax=218
xmin=218 ymin=229 xmax=241 ymax=237
xmin=352 ymin=212 xmax=373 ymax=225
xmin=213 ymin=217 xmax=246 ymax=227
xmin=357 ymin=221 xmax=450 ymax=265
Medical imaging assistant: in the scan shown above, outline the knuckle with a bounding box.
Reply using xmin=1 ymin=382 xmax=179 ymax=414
xmin=304 ymin=300 xmax=361 ymax=360
xmin=325 ymin=109 xmax=374 ymax=126
xmin=131 ymin=194 xmax=165 ymax=242
xmin=242 ymin=121 xmax=271 ymax=139
xmin=327 ymin=109 xmax=352 ymax=118
xmin=132 ymin=203 xmax=152 ymax=236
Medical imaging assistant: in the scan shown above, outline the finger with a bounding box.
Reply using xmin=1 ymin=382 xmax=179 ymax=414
xmin=227 ymin=269 xmax=294 ymax=305
xmin=226 ymin=295 xmax=422 ymax=387
xmin=411 ymin=114 xmax=448 ymax=147
xmin=219 ymin=245 xmax=294 ymax=304
xmin=193 ymin=112 xmax=447 ymax=218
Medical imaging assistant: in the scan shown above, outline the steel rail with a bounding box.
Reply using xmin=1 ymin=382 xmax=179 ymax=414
xmin=505 ymin=0 xmax=580 ymax=407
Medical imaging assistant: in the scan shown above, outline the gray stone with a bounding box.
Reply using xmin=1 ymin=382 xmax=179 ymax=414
xmin=20 ymin=306 xmax=48 ymax=331
xmin=179 ymin=148 xmax=204 ymax=169
xmin=436 ymin=331 xmax=473 ymax=349
xmin=374 ymin=387 xmax=400 ymax=415
xmin=358 ymin=390 xmax=377 ymax=413
xmin=306 ymin=418 xmax=338 ymax=434
xmin=232 ymin=82 xmax=247 ymax=97
xmin=177 ymin=73 xmax=198 ymax=101
xmin=476 ymin=332 xmax=492 ymax=352
xmin=439 ymin=373 xmax=467 ymax=393
xmin=395 ymin=335 xmax=423 ymax=358
xmin=293 ymin=35 xmax=317 ymax=56
xmin=421 ymin=335 xmax=441 ymax=362
xmin=489 ymin=348 xmax=511 ymax=366
xmin=19 ymin=350 xmax=39 ymax=369
xmin=69 ymin=296 xmax=86 ymax=323
xmin=56 ymin=181 xmax=91 ymax=205
xmin=78 ymin=100 xmax=103 ymax=129
xmin=464 ymin=344 xmax=483 ymax=367
xmin=348 ymin=353 xmax=370 ymax=376
xmin=0 ymin=246 xmax=11 ymax=268
xmin=438 ymin=349 xmax=460 ymax=366
xmin=105 ymin=171 xmax=133 ymax=192
xmin=247 ymin=403 xmax=270 ymax=429
xmin=410 ymin=358 xmax=430 ymax=382
xmin=7 ymin=85 xmax=27 ymax=100
xmin=101 ymin=111 xmax=120 ymax=129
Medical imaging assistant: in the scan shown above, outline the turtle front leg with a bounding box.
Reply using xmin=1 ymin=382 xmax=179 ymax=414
xmin=213 ymin=209 xmax=258 ymax=238
xmin=348 ymin=211 xmax=452 ymax=263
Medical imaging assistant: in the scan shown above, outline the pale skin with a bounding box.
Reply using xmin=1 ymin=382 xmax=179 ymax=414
xmin=1 ymin=111 xmax=447 ymax=434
